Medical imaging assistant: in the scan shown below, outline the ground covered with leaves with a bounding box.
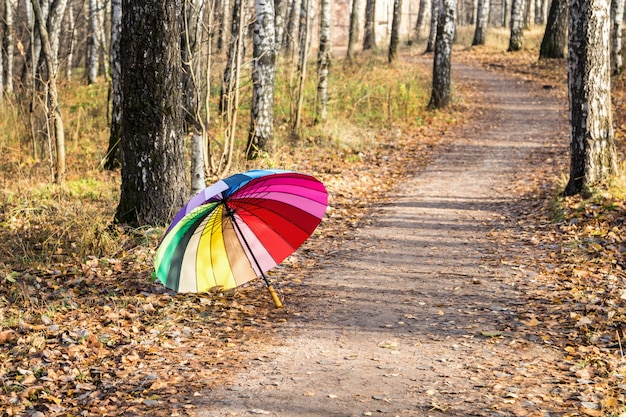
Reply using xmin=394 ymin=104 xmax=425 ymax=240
xmin=1 ymin=45 xmax=625 ymax=416
xmin=466 ymin=48 xmax=626 ymax=416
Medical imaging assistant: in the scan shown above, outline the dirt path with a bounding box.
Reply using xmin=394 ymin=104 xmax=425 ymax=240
xmin=196 ymin=61 xmax=569 ymax=416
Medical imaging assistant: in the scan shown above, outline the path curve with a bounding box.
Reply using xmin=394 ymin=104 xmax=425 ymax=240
xmin=197 ymin=61 xmax=569 ymax=416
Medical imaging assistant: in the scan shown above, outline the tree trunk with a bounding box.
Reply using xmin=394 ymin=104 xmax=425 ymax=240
xmin=217 ymin=0 xmax=245 ymax=176
xmin=388 ymin=0 xmax=402 ymax=62
xmin=363 ymin=0 xmax=376 ymax=50
xmin=215 ymin=0 xmax=226 ymax=53
xmin=4 ymin=0 xmax=17 ymax=95
xmin=247 ymin=0 xmax=277 ymax=159
xmin=316 ymin=0 xmax=331 ymax=122
xmin=65 ymin=5 xmax=75 ymax=78
xmin=190 ymin=134 xmax=205 ymax=194
xmin=221 ymin=0 xmax=244 ymax=115
xmin=48 ymin=0 xmax=68 ymax=76
xmin=103 ymin=0 xmax=122 ymax=170
xmin=539 ymin=0 xmax=567 ymax=59
xmin=284 ymin=0 xmax=300 ymax=55
xmin=611 ymin=0 xmax=625 ymax=75
xmin=414 ymin=0 xmax=430 ymax=43
xmin=524 ymin=0 xmax=534 ymax=28
xmin=536 ymin=0 xmax=544 ymax=23
xmin=347 ymin=0 xmax=362 ymax=59
xmin=508 ymin=0 xmax=525 ymax=51
xmin=87 ymin=0 xmax=99 ymax=84
xmin=116 ymin=0 xmax=188 ymax=226
xmin=292 ymin=0 xmax=310 ymax=132
xmin=425 ymin=0 xmax=439 ymax=52
xmin=534 ymin=0 xmax=543 ymax=23
xmin=31 ymin=0 xmax=66 ymax=183
xmin=502 ymin=0 xmax=509 ymax=27
xmin=472 ymin=0 xmax=490 ymax=45
xmin=96 ymin=0 xmax=109 ymax=80
xmin=0 ymin=22 xmax=3 ymax=106
xmin=428 ymin=0 xmax=456 ymax=109
xmin=541 ymin=0 xmax=552 ymax=24
xmin=181 ymin=0 xmax=206 ymax=133
xmin=21 ymin=0 xmax=44 ymax=86
xmin=275 ymin=0 xmax=290 ymax=54
xmin=565 ymin=0 xmax=618 ymax=196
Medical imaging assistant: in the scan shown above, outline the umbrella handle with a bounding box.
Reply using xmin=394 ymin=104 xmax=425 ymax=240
xmin=267 ymin=285 xmax=283 ymax=308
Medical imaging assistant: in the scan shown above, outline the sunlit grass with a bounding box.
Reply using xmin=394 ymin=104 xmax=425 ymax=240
xmin=454 ymin=24 xmax=547 ymax=52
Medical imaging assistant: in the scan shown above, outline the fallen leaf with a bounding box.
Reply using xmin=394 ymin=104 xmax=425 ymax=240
xmin=0 ymin=329 xmax=16 ymax=344
xmin=580 ymin=406 xmax=603 ymax=417
xmin=526 ymin=317 xmax=540 ymax=327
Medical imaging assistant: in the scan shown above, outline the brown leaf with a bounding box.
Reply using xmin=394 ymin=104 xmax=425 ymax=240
xmin=0 ymin=330 xmax=16 ymax=344
xmin=580 ymin=406 xmax=603 ymax=417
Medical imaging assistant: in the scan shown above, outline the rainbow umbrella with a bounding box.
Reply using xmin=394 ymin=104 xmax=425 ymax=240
xmin=154 ymin=169 xmax=328 ymax=307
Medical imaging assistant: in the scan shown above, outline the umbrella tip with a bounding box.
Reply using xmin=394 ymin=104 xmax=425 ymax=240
xmin=268 ymin=285 xmax=283 ymax=308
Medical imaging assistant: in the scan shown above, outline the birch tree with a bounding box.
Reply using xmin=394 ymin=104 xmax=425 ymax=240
xmin=508 ymin=0 xmax=525 ymax=51
xmin=0 ymin=29 xmax=3 ymax=106
xmin=275 ymin=0 xmax=290 ymax=54
xmin=96 ymin=0 xmax=110 ymax=79
xmin=217 ymin=0 xmax=245 ymax=175
xmin=87 ymin=0 xmax=100 ymax=84
xmin=64 ymin=5 xmax=75 ymax=78
xmin=103 ymin=0 xmax=122 ymax=169
xmin=116 ymin=0 xmax=187 ymax=226
xmin=21 ymin=0 xmax=43 ymax=86
xmin=539 ymin=0 xmax=567 ymax=59
xmin=292 ymin=0 xmax=310 ymax=132
xmin=388 ymin=0 xmax=402 ymax=62
xmin=216 ymin=0 xmax=227 ymax=53
xmin=48 ymin=0 xmax=68 ymax=75
xmin=4 ymin=0 xmax=17 ymax=96
xmin=425 ymin=0 xmax=439 ymax=52
xmin=181 ymin=0 xmax=207 ymax=133
xmin=501 ymin=0 xmax=509 ymax=27
xmin=31 ymin=0 xmax=66 ymax=183
xmin=472 ymin=0 xmax=490 ymax=45
xmin=428 ymin=0 xmax=456 ymax=109
xmin=524 ymin=0 xmax=534 ymax=28
xmin=565 ymin=0 xmax=618 ymax=196
xmin=611 ymin=0 xmax=625 ymax=75
xmin=221 ymin=0 xmax=244 ymax=115
xmin=316 ymin=0 xmax=331 ymax=122
xmin=247 ymin=0 xmax=277 ymax=159
xmin=284 ymin=0 xmax=300 ymax=54
xmin=413 ymin=0 xmax=429 ymax=43
xmin=347 ymin=0 xmax=362 ymax=59
xmin=363 ymin=0 xmax=376 ymax=50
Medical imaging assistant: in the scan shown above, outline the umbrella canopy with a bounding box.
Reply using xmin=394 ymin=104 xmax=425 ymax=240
xmin=154 ymin=169 xmax=328 ymax=306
